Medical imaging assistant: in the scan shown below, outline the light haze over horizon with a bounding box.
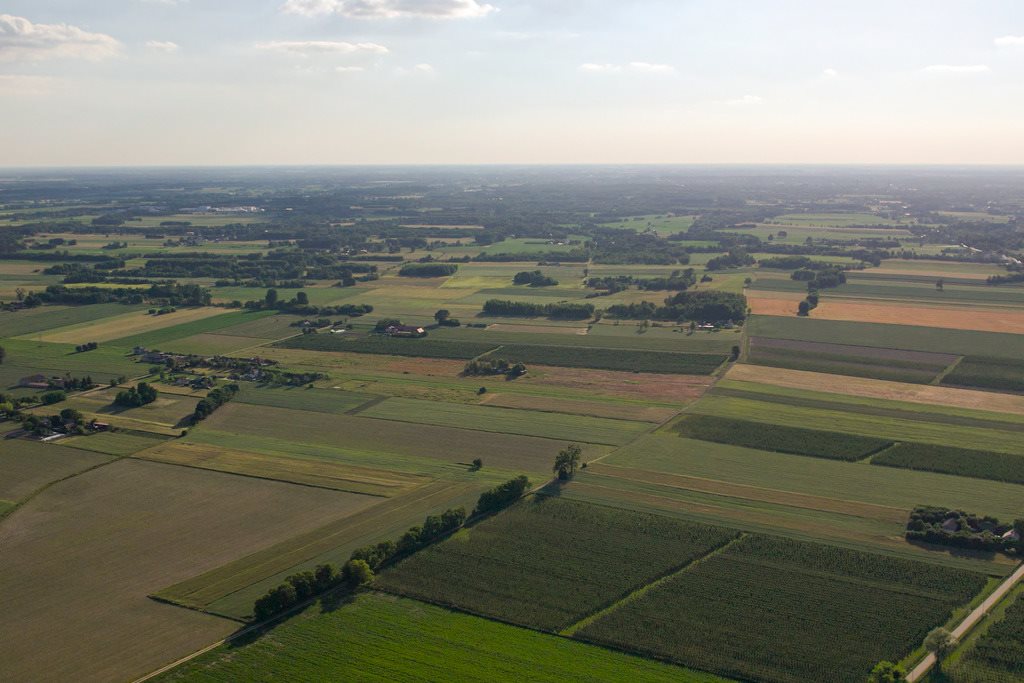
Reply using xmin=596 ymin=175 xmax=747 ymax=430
xmin=1 ymin=0 xmax=1022 ymax=167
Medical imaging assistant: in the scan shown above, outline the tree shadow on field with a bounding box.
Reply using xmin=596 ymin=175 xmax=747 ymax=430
xmin=319 ymin=590 xmax=357 ymax=615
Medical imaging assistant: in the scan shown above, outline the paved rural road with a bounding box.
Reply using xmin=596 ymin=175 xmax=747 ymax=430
xmin=907 ymin=561 xmax=1024 ymax=682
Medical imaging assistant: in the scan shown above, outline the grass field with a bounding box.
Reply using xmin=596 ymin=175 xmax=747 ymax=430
xmin=277 ymin=332 xmax=500 ymax=359
xmin=234 ymin=385 xmax=378 ymax=414
xmin=0 ymin=338 xmax=144 ymax=389
xmin=359 ymin=396 xmax=651 ymax=445
xmin=0 ymin=303 xmax=148 ymax=338
xmin=480 ymin=392 xmax=679 ymax=422
xmin=153 ymin=592 xmax=731 ymax=683
xmin=110 ymin=309 xmax=278 ymax=349
xmin=747 ymin=315 xmax=1024 ymax=358
xmin=578 ymin=534 xmax=987 ymax=683
xmin=156 ymin=480 xmax=489 ymax=619
xmin=0 ymin=458 xmax=376 ymax=683
xmin=376 ymin=496 xmax=738 ymax=632
xmin=61 ymin=430 xmax=169 ymax=456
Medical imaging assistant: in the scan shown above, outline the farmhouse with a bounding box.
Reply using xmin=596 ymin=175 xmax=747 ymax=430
xmin=385 ymin=324 xmax=427 ymax=338
xmin=18 ymin=374 xmax=52 ymax=389
xmin=1003 ymin=529 xmax=1021 ymax=543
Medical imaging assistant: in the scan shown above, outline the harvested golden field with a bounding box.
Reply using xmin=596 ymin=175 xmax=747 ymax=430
xmin=749 ymin=296 xmax=1024 ymax=333
xmin=22 ymin=306 xmax=232 ymax=344
xmin=727 ymin=364 xmax=1024 ymax=416
xmin=135 ymin=440 xmax=430 ymax=496
xmin=486 ymin=323 xmax=588 ymax=335
xmin=481 ymin=392 xmax=678 ymax=423
xmin=528 ymin=364 xmax=713 ymax=402
xmin=0 ymin=459 xmax=377 ymax=683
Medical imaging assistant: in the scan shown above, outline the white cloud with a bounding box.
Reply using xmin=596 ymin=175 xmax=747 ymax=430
xmin=256 ymin=40 xmax=389 ymax=56
xmin=281 ymin=0 xmax=497 ymax=19
xmin=0 ymin=14 xmax=121 ymax=62
xmin=0 ymin=73 xmax=55 ymax=95
xmin=145 ymin=40 xmax=179 ymax=53
xmin=994 ymin=35 xmax=1024 ymax=47
xmin=922 ymin=64 xmax=990 ymax=74
xmin=823 ymin=67 xmax=838 ymax=78
xmin=579 ymin=61 xmax=674 ymax=75
xmin=725 ymin=94 xmax=764 ymax=106
xmin=413 ymin=62 xmax=434 ymax=73
xmin=395 ymin=62 xmax=436 ymax=75
xmin=335 ymin=65 xmax=365 ymax=72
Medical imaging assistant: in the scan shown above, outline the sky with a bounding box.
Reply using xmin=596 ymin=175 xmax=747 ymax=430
xmin=1 ymin=0 xmax=1022 ymax=166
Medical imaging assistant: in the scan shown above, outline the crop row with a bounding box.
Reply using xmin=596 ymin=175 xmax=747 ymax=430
xmin=579 ymin=534 xmax=987 ymax=683
xmin=375 ymin=496 xmax=738 ymax=631
xmin=872 ymin=442 xmax=1024 ymax=485
xmin=483 ymin=344 xmax=727 ymax=375
xmin=951 ymin=591 xmax=1024 ymax=681
xmin=675 ymin=414 xmax=892 ymax=461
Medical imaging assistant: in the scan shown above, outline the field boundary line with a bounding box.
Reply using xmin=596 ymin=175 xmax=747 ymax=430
xmin=559 ymin=532 xmax=746 ymax=636
xmin=906 ymin=561 xmax=1024 ymax=682
xmin=0 ymin=454 xmax=121 ymax=524
xmin=931 ymin=355 xmax=965 ymax=386
xmin=344 ymin=394 xmax=389 ymax=415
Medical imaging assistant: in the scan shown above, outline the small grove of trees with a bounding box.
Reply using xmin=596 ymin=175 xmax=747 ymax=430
xmin=604 ymin=291 xmax=747 ymax=323
xmin=192 ymin=383 xmax=239 ymax=422
xmin=924 ymin=627 xmax=957 ymax=672
xmin=473 ymin=475 xmax=531 ymax=517
xmin=350 ymin=507 xmax=467 ymax=571
xmin=114 ymin=382 xmax=157 ymax=408
xmin=462 ymin=358 xmax=526 ymax=379
xmin=434 ymin=309 xmax=460 ymax=327
xmin=705 ymin=249 xmax=755 ymax=271
xmin=482 ymin=299 xmax=595 ymax=320
xmin=513 ymin=270 xmax=559 ymax=287
xmin=398 ymin=263 xmax=458 ymax=277
xmin=75 ymin=342 xmax=99 ymax=353
xmin=867 ymin=661 xmax=907 ymax=683
xmin=252 ymin=560 xmax=372 ymax=621
xmin=553 ymin=443 xmax=582 ymax=480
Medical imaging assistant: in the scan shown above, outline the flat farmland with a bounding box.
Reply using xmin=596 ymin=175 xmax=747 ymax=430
xmin=605 ymin=434 xmax=1024 ymax=524
xmin=747 ymin=315 xmax=1024 ymax=358
xmin=110 ymin=309 xmax=278 ymax=349
xmin=278 ymin=332 xmax=500 ymax=359
xmin=724 ymin=364 xmax=1024 ymax=417
xmin=480 ymin=392 xmax=679 ymax=422
xmin=483 ymin=343 xmax=727 ymax=374
xmin=198 ymin=403 xmax=605 ymax=475
xmin=21 ymin=306 xmax=233 ymax=345
xmin=134 ymin=439 xmax=429 ymax=496
xmin=944 ymin=356 xmax=1024 ymax=393
xmin=234 ymin=385 xmax=377 ymax=414
xmin=578 ymin=534 xmax=987 ymax=683
xmin=0 ymin=439 xmax=112 ymax=504
xmin=748 ymin=298 xmax=1024 ymax=334
xmin=154 ymin=592 xmax=729 ymax=683
xmin=152 ymin=332 xmax=276 ymax=355
xmin=376 ymin=496 xmax=738 ymax=631
xmin=359 ymin=396 xmax=651 ymax=445
xmin=0 ymin=458 xmax=379 ymax=683
xmin=746 ymin=336 xmax=954 ymax=383
xmin=62 ymin=430 xmax=169 ymax=456
xmin=159 ymin=480 xmax=488 ymax=619
xmin=0 ymin=339 xmax=143 ymax=387
xmin=53 ymin=386 xmax=200 ymax=430
xmin=0 ymin=303 xmax=148 ymax=338
xmin=948 ymin=586 xmax=1024 ymax=682
xmin=691 ymin=394 xmax=1024 ymax=454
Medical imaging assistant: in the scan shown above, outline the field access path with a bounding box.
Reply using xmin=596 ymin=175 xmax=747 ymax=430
xmin=907 ymin=561 xmax=1024 ymax=681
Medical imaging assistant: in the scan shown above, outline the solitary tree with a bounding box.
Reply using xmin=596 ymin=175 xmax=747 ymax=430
xmin=553 ymin=443 xmax=582 ymax=480
xmin=265 ymin=288 xmax=278 ymax=307
xmin=867 ymin=661 xmax=907 ymax=683
xmin=295 ymin=291 xmax=309 ymax=305
xmin=924 ymin=627 xmax=957 ymax=671
xmin=434 ymin=309 xmax=450 ymax=323
xmin=936 ymin=278 xmax=945 ymax=291
xmin=797 ymin=300 xmax=811 ymax=317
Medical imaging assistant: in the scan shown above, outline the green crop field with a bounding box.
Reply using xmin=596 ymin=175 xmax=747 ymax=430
xmin=0 ymin=303 xmax=148 ymax=338
xmin=234 ymin=385 xmax=378 ymax=414
xmin=110 ymin=310 xmax=277 ymax=349
xmin=376 ymin=496 xmax=738 ymax=632
xmin=484 ymin=343 xmax=727 ymax=374
xmin=943 ymin=356 xmax=1024 ymax=393
xmin=872 ymin=442 xmax=1024 ymax=485
xmin=748 ymin=316 xmax=1024 ymax=359
xmin=605 ymin=434 xmax=1024 ymax=524
xmin=674 ymin=413 xmax=892 ymax=461
xmin=439 ymin=323 xmax=740 ymax=353
xmin=948 ymin=588 xmax=1024 ymax=682
xmin=277 ymin=332 xmax=499 ymax=359
xmin=691 ymin=394 xmax=1024 ymax=455
xmin=153 ymin=592 xmax=730 ymax=683
xmin=578 ymin=534 xmax=986 ymax=683
xmin=61 ymin=431 xmax=169 ymax=456
xmin=0 ymin=339 xmax=143 ymax=390
xmin=360 ymin=396 xmax=650 ymax=445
